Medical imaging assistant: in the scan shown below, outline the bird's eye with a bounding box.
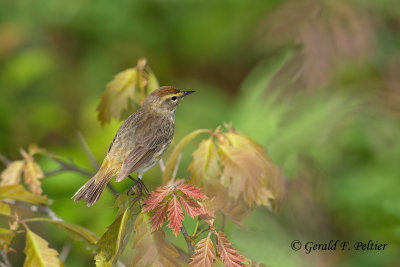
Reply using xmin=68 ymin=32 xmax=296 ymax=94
xmin=171 ymin=96 xmax=177 ymax=101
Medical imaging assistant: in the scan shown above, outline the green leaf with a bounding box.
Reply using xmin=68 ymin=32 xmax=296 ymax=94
xmin=27 ymin=218 xmax=98 ymax=245
xmin=0 ymin=228 xmax=15 ymax=247
xmin=94 ymin=253 xmax=111 ymax=267
xmin=0 ymin=201 xmax=10 ymax=216
xmin=96 ymin=58 xmax=160 ymax=125
xmin=163 ymin=129 xmax=210 ymax=185
xmin=97 ymin=68 xmax=137 ymax=125
xmin=0 ymin=185 xmax=47 ymax=204
xmin=96 ymin=206 xmax=135 ymax=263
xmin=23 ymin=226 xmax=64 ymax=267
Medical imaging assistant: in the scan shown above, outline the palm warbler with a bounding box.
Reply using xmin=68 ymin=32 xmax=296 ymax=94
xmin=73 ymin=86 xmax=195 ymax=206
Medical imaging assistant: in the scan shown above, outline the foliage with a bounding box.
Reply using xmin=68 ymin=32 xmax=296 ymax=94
xmin=2 ymin=1 xmax=400 ymax=264
xmin=0 ymin=60 xmax=284 ymax=266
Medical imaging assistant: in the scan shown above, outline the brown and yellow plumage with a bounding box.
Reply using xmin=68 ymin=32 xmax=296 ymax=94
xmin=73 ymin=86 xmax=195 ymax=206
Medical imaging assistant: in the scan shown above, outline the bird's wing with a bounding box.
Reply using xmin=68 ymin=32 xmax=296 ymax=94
xmin=117 ymin=117 xmax=173 ymax=181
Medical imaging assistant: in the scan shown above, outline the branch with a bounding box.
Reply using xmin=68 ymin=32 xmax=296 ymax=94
xmin=0 ymin=251 xmax=11 ymax=267
xmin=0 ymin=153 xmax=11 ymax=166
xmin=76 ymin=131 xmax=100 ymax=170
xmin=2 ymin=199 xmax=63 ymax=221
xmin=181 ymin=223 xmax=194 ymax=255
xmin=46 ymin=158 xmax=118 ymax=197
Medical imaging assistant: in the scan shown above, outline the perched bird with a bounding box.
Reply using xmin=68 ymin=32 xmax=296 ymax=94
xmin=73 ymin=86 xmax=195 ymax=206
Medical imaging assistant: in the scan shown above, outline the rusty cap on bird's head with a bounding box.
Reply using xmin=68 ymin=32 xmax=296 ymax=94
xmin=149 ymin=86 xmax=195 ymax=99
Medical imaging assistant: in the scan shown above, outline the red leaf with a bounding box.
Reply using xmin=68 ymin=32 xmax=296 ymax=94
xmin=179 ymin=195 xmax=202 ymax=219
xmin=167 ymin=195 xmax=184 ymax=236
xmin=177 ymin=184 xmax=206 ymax=199
xmin=215 ymin=231 xmax=248 ymax=267
xmin=150 ymin=200 xmax=169 ymax=231
xmin=143 ymin=186 xmax=171 ymax=212
xmin=189 ymin=233 xmax=215 ymax=267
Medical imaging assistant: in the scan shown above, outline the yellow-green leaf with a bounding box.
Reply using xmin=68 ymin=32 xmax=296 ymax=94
xmin=132 ymin=213 xmax=181 ymax=267
xmin=97 ymin=68 xmax=137 ymax=125
xmin=96 ymin=206 xmax=134 ymax=263
xmin=0 ymin=228 xmax=15 ymax=247
xmin=23 ymin=156 xmax=45 ymax=195
xmin=23 ymin=227 xmax=63 ymax=267
xmin=94 ymin=253 xmax=111 ymax=267
xmin=188 ymin=138 xmax=221 ymax=185
xmin=0 ymin=160 xmax=25 ymax=186
xmin=163 ymin=129 xmax=210 ymax=185
xmin=29 ymin=218 xmax=98 ymax=245
xmin=0 ymin=185 xmax=47 ymax=204
xmin=0 ymin=201 xmax=10 ymax=216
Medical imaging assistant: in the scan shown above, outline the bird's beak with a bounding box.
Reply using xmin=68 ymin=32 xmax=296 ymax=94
xmin=181 ymin=90 xmax=195 ymax=97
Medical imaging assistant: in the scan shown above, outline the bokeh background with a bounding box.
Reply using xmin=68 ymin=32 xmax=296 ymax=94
xmin=1 ymin=0 xmax=400 ymax=266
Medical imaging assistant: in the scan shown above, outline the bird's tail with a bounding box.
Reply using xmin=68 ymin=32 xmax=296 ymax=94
xmin=73 ymin=157 xmax=117 ymax=206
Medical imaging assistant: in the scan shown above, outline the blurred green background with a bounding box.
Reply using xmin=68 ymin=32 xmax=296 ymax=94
xmin=1 ymin=0 xmax=400 ymax=266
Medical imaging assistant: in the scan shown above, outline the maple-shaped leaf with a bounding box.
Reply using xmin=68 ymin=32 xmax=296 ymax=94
xmin=167 ymin=195 xmax=184 ymax=236
xmin=23 ymin=226 xmax=64 ymax=267
xmin=0 ymin=160 xmax=25 ymax=186
xmin=97 ymin=58 xmax=160 ymax=125
xmin=189 ymin=233 xmax=216 ymax=267
xmin=218 ymin=132 xmax=283 ymax=208
xmin=188 ymin=138 xmax=221 ymax=185
xmin=150 ymin=199 xmax=169 ymax=231
xmin=177 ymin=184 xmax=207 ymax=199
xmin=215 ymin=231 xmax=248 ymax=267
xmin=143 ymin=186 xmax=171 ymax=212
xmin=163 ymin=129 xmax=210 ymax=184
xmin=179 ymin=194 xmax=202 ymax=219
xmin=132 ymin=213 xmax=181 ymax=267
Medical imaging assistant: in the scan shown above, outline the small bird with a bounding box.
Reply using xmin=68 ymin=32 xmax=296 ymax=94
xmin=73 ymin=86 xmax=195 ymax=206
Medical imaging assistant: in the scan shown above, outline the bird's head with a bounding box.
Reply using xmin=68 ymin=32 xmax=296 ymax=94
xmin=143 ymin=86 xmax=195 ymax=115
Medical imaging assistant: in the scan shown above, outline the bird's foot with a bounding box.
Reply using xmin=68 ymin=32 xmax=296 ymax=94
xmin=127 ymin=175 xmax=149 ymax=197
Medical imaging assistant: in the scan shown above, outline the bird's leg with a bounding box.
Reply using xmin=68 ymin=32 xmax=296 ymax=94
xmin=136 ymin=173 xmax=149 ymax=195
xmin=127 ymin=175 xmax=142 ymax=196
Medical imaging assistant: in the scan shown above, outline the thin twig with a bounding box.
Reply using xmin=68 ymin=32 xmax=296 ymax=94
xmin=46 ymin=158 xmax=118 ymax=197
xmin=76 ymin=132 xmax=100 ymax=170
xmin=0 ymin=153 xmax=11 ymax=166
xmin=171 ymin=153 xmax=182 ymax=181
xmin=181 ymin=224 xmax=194 ymax=255
xmin=221 ymin=214 xmax=226 ymax=232
xmin=59 ymin=240 xmax=72 ymax=262
xmin=0 ymin=251 xmax=11 ymax=267
xmin=2 ymin=199 xmax=63 ymax=222
xmin=159 ymin=159 xmax=165 ymax=173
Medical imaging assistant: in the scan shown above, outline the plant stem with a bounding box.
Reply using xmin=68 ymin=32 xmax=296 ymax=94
xmin=0 ymin=153 xmax=11 ymax=166
xmin=0 ymin=249 xmax=12 ymax=267
xmin=181 ymin=224 xmax=194 ymax=255
xmin=76 ymin=131 xmax=100 ymax=170
xmin=192 ymin=217 xmax=200 ymax=236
